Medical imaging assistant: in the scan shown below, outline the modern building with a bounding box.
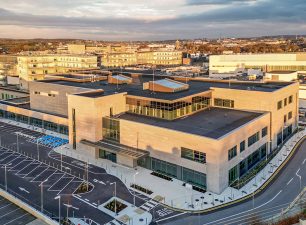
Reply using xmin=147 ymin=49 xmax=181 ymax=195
xmin=17 ymin=55 xmax=98 ymax=89
xmin=101 ymin=52 xmax=137 ymax=67
xmin=137 ymin=50 xmax=182 ymax=66
xmin=265 ymin=71 xmax=298 ymax=82
xmin=0 ymin=73 xmax=299 ymax=193
xmin=209 ymin=53 xmax=306 ymax=77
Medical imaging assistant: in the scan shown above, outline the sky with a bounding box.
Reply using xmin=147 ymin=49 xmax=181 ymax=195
xmin=0 ymin=0 xmax=305 ymax=41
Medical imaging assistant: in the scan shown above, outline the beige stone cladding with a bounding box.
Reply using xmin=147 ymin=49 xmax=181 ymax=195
xmin=211 ymin=82 xmax=299 ymax=149
xmin=67 ymin=92 xmax=127 ymax=157
xmin=29 ymin=81 xmax=93 ymax=117
xmin=119 ymin=111 xmax=270 ymax=193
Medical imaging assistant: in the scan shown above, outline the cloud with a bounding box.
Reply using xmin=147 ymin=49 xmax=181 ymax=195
xmin=0 ymin=0 xmax=305 ymax=40
xmin=186 ymin=0 xmax=257 ymax=5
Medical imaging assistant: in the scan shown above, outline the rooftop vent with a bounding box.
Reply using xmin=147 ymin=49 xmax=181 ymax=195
xmin=108 ymin=74 xmax=132 ymax=85
xmin=147 ymin=78 xmax=189 ymax=93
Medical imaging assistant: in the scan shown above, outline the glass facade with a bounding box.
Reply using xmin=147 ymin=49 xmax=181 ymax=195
xmin=214 ymin=98 xmax=234 ymax=108
xmin=99 ymin=149 xmax=117 ymax=163
xmin=228 ymin=146 xmax=237 ymax=161
xmin=137 ymin=156 xmax=207 ymax=188
xmin=0 ymin=109 xmax=68 ymax=135
xmin=240 ymin=141 xmax=245 ymax=152
xmin=248 ymin=131 xmax=260 ymax=147
xmin=262 ymin=127 xmax=268 ymax=137
xmin=126 ymin=96 xmax=210 ymax=120
xmin=181 ymin=147 xmax=206 ymax=164
xmin=229 ymin=143 xmax=267 ymax=184
xmin=102 ymin=117 xmax=120 ymax=141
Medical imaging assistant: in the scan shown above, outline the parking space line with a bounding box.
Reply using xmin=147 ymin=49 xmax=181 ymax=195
xmin=30 ymin=167 xmax=49 ymax=182
xmin=16 ymin=160 xmax=39 ymax=175
xmin=57 ymin=178 xmax=74 ymax=195
xmin=3 ymin=212 xmax=30 ymax=225
xmin=22 ymin=163 xmax=45 ymax=178
xmin=0 ymin=203 xmax=12 ymax=210
xmin=10 ymin=159 xmax=34 ymax=172
xmin=16 ymin=161 xmax=38 ymax=175
xmin=0 ymin=153 xmax=15 ymax=162
xmin=48 ymin=173 xmax=66 ymax=191
xmin=0 ymin=208 xmax=21 ymax=219
xmin=0 ymin=153 xmax=21 ymax=166
xmin=8 ymin=159 xmax=29 ymax=171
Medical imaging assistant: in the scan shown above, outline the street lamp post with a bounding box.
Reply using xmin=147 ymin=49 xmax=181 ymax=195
xmin=54 ymin=196 xmax=61 ymax=225
xmin=110 ymin=182 xmax=117 ymax=215
xmin=37 ymin=139 xmax=40 ymax=161
xmin=4 ymin=163 xmax=12 ymax=191
xmin=16 ymin=133 xmax=19 ymax=153
xmin=41 ymin=179 xmax=48 ymax=212
xmin=133 ymin=172 xmax=139 ymax=207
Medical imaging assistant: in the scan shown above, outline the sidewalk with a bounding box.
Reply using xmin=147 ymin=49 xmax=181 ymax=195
xmin=55 ymin=129 xmax=306 ymax=212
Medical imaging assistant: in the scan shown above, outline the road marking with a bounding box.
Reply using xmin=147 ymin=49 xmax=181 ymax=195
xmin=156 ymin=212 xmax=187 ymax=223
xmin=73 ymin=195 xmax=97 ymax=208
xmin=296 ymin=168 xmax=300 ymax=174
xmin=3 ymin=212 xmax=29 ymax=225
xmin=18 ymin=187 xmax=30 ymax=194
xmin=287 ymin=178 xmax=294 ymax=185
xmin=0 ymin=208 xmax=21 ymax=218
xmin=63 ymin=203 xmax=79 ymax=210
xmin=303 ymin=158 xmax=306 ymax=165
xmin=203 ymin=190 xmax=282 ymax=225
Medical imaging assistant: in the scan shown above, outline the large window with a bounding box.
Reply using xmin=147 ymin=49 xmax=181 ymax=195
xmin=152 ymin=158 xmax=177 ymax=178
xmin=181 ymin=147 xmax=206 ymax=164
xmin=289 ymin=95 xmax=293 ymax=104
xmin=102 ymin=117 xmax=120 ymax=142
xmin=288 ymin=111 xmax=292 ymax=120
xmin=228 ymin=146 xmax=237 ymax=161
xmin=229 ymin=165 xmax=238 ymax=184
xmin=138 ymin=156 xmax=207 ymax=188
xmin=277 ymin=100 xmax=282 ymax=110
xmin=240 ymin=141 xmax=245 ymax=152
xmin=182 ymin=167 xmax=206 ymax=188
xmin=229 ymin=143 xmax=268 ymax=184
xmin=248 ymin=132 xmax=259 ymax=147
xmin=214 ymin=98 xmax=234 ymax=108
xmin=126 ymin=96 xmax=210 ymax=120
xmin=262 ymin=127 xmax=268 ymax=137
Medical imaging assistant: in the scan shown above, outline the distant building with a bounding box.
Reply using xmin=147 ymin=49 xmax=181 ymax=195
xmin=137 ymin=50 xmax=182 ymax=66
xmin=209 ymin=53 xmax=306 ymax=76
xmin=0 ymin=55 xmax=17 ymax=77
xmin=17 ymin=55 xmax=98 ymax=89
xmin=265 ymin=71 xmax=298 ymax=82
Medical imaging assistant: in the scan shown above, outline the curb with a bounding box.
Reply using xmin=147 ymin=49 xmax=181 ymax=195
xmin=161 ymin=135 xmax=306 ymax=214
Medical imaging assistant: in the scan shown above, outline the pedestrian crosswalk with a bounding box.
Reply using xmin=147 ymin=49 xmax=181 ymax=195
xmin=139 ymin=199 xmax=159 ymax=211
xmin=105 ymin=219 xmax=122 ymax=225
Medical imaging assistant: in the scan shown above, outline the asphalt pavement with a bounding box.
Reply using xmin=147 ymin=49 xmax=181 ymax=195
xmin=0 ymin=121 xmax=150 ymax=224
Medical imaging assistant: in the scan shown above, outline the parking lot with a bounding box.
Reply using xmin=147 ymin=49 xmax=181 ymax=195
xmin=0 ymin=196 xmax=35 ymax=225
xmin=0 ymin=147 xmax=84 ymax=197
xmin=0 ymin=120 xmax=168 ymax=224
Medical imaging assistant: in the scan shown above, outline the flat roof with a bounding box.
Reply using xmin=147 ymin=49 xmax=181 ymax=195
xmin=37 ymin=75 xmax=293 ymax=101
xmin=118 ymin=107 xmax=264 ymax=139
